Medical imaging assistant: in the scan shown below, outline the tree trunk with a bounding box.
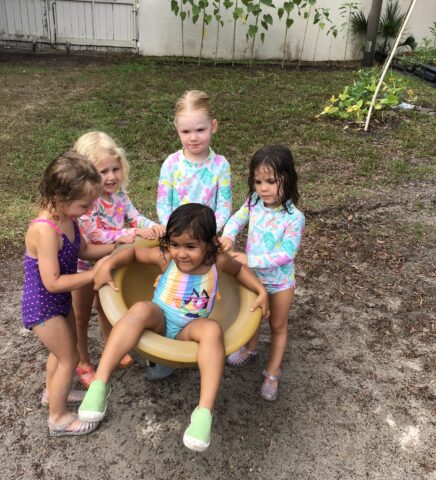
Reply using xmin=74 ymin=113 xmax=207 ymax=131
xmin=362 ymin=0 xmax=384 ymax=66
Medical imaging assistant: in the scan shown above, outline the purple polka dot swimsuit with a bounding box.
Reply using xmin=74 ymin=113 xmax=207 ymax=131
xmin=21 ymin=219 xmax=81 ymax=330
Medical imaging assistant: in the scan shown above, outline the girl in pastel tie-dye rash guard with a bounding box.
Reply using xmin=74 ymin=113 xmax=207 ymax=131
xmin=156 ymin=90 xmax=232 ymax=232
xmin=221 ymin=145 xmax=305 ymax=402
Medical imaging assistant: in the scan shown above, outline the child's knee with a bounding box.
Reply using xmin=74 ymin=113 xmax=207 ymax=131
xmin=202 ymin=320 xmax=223 ymax=341
xmin=129 ymin=301 xmax=151 ymax=316
xmin=74 ymin=309 xmax=91 ymax=325
xmin=59 ymin=348 xmax=79 ymax=369
xmin=270 ymin=320 xmax=288 ymax=336
xmin=125 ymin=301 xmax=157 ymax=326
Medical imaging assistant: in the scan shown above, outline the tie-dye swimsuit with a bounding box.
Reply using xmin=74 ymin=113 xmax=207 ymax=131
xmin=152 ymin=260 xmax=220 ymax=339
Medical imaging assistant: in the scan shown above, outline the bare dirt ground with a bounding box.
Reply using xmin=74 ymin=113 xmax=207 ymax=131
xmin=0 ymin=183 xmax=434 ymax=480
xmin=0 ymin=50 xmax=435 ymax=480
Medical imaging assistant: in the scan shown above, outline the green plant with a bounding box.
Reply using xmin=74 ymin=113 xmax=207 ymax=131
xmin=350 ymin=0 xmax=416 ymax=60
xmin=170 ymin=0 xmax=192 ymax=62
xmin=312 ymin=7 xmax=331 ymax=61
xmin=298 ymin=0 xmax=317 ymax=68
xmin=243 ymin=0 xmax=275 ymax=67
xmin=396 ymin=38 xmax=436 ymax=69
xmin=327 ymin=23 xmax=339 ymax=61
xmin=430 ymin=21 xmax=436 ymax=48
xmin=190 ymin=1 xmax=213 ymax=64
xmin=277 ymin=1 xmax=295 ymax=67
xmin=414 ymin=38 xmax=436 ymax=65
xmin=212 ymin=0 xmax=224 ymax=64
xmin=317 ymin=68 xmax=415 ymax=124
xmin=339 ymin=1 xmax=359 ymax=61
xmin=229 ymin=0 xmax=247 ymax=66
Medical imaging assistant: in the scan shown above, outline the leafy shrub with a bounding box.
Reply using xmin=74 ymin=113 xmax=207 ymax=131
xmin=396 ymin=38 xmax=436 ymax=68
xmin=317 ymin=68 xmax=415 ymax=124
xmin=350 ymin=0 xmax=416 ymax=60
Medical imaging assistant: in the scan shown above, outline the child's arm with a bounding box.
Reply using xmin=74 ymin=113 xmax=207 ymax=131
xmin=94 ymin=245 xmax=165 ymax=291
xmin=156 ymin=157 xmax=173 ymax=227
xmin=218 ymin=253 xmax=269 ymax=319
xmin=247 ymin=213 xmax=305 ymax=269
xmin=78 ymin=233 xmax=115 ymax=260
xmin=80 ymin=210 xmax=136 ymax=243
xmin=220 ymin=198 xmax=250 ymax=251
xmin=79 ymin=199 xmax=140 ymax=244
xmin=123 ymin=192 xmax=165 ymax=239
xmin=214 ymin=157 xmax=232 ymax=232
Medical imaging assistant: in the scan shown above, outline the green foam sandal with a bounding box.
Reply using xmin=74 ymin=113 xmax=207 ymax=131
xmin=183 ymin=407 xmax=212 ymax=452
xmin=78 ymin=380 xmax=111 ymax=422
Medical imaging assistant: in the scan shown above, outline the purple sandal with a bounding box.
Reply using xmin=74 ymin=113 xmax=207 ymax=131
xmin=260 ymin=369 xmax=282 ymax=401
xmin=226 ymin=346 xmax=258 ymax=367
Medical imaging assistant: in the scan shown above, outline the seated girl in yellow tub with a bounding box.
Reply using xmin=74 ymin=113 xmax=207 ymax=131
xmin=78 ymin=203 xmax=269 ymax=452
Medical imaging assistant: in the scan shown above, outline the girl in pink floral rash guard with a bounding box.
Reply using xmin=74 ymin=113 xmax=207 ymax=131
xmin=72 ymin=131 xmax=164 ymax=388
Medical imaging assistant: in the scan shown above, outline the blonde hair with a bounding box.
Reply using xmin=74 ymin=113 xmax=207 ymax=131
xmin=74 ymin=131 xmax=130 ymax=189
xmin=174 ymin=90 xmax=213 ymax=122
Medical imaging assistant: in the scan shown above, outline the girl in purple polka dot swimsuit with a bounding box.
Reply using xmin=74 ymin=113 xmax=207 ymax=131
xmin=22 ymin=151 xmax=115 ymax=437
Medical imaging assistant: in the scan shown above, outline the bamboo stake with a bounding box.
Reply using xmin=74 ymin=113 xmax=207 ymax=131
xmin=364 ymin=0 xmax=417 ymax=132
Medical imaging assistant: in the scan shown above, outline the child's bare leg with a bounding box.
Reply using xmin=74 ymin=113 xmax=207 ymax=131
xmin=266 ymin=288 xmax=294 ymax=376
xmin=79 ymin=302 xmax=165 ymax=423
xmin=177 ymin=318 xmax=224 ymax=411
xmin=94 ymin=294 xmax=112 ymax=343
xmin=72 ymin=284 xmax=95 ymax=368
xmin=246 ymin=324 xmax=261 ymax=351
xmin=45 ymin=351 xmax=58 ymax=398
xmin=179 ymin=318 xmax=224 ymax=451
xmin=34 ymin=315 xmax=80 ymax=427
xmin=95 ymin=301 xmax=165 ymax=383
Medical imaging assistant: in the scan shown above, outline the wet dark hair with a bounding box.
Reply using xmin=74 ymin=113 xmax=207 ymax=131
xmin=39 ymin=150 xmax=102 ymax=212
xmin=159 ymin=203 xmax=220 ymax=266
xmin=248 ymin=145 xmax=300 ymax=213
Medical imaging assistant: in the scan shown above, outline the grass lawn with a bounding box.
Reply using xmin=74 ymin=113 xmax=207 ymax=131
xmin=0 ymin=52 xmax=435 ymax=254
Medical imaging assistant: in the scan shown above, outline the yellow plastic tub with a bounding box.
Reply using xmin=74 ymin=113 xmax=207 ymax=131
xmin=98 ymin=238 xmax=262 ymax=368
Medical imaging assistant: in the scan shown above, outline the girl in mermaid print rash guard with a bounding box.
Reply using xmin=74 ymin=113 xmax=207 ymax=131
xmin=221 ymin=145 xmax=305 ymax=402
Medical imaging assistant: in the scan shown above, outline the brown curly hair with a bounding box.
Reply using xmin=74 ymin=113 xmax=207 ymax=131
xmin=39 ymin=150 xmax=102 ymax=212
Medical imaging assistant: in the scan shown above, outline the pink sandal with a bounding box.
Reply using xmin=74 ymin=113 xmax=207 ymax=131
xmin=226 ymin=346 xmax=258 ymax=367
xmin=260 ymin=369 xmax=282 ymax=402
xmin=75 ymin=365 xmax=96 ymax=389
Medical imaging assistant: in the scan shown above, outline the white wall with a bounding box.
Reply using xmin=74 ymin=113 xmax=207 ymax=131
xmin=138 ymin=0 xmax=435 ymax=61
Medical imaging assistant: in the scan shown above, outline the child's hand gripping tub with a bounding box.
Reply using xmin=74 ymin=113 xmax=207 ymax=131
xmin=98 ymin=237 xmax=262 ymax=368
